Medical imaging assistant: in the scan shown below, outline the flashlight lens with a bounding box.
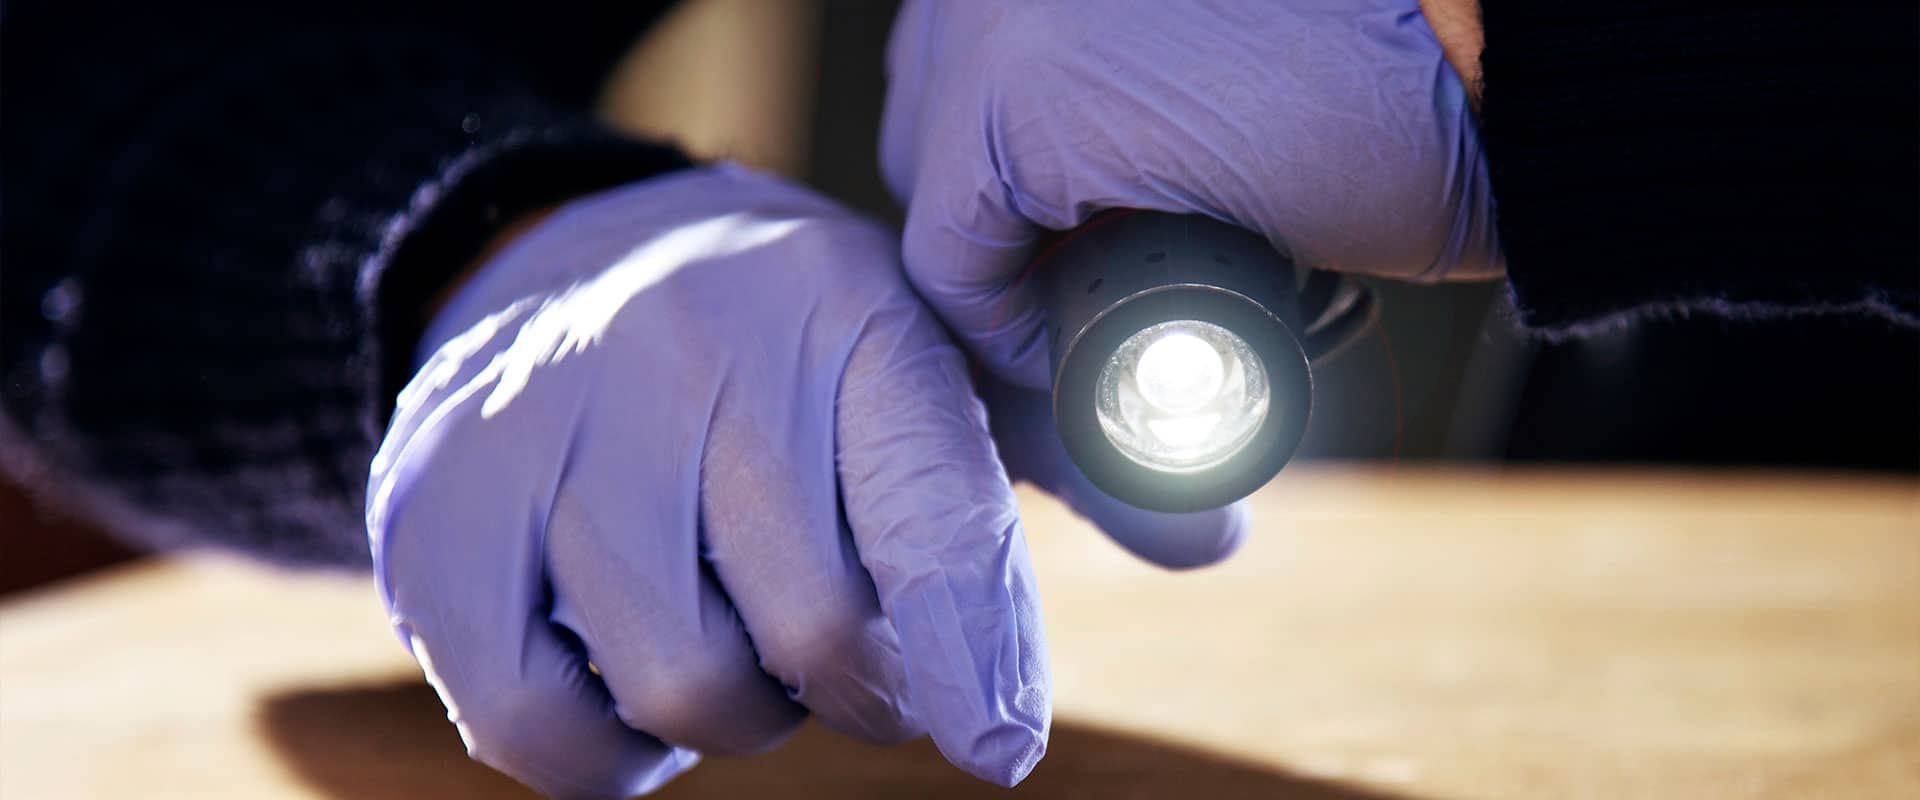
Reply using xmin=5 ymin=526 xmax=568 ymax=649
xmin=1095 ymin=320 xmax=1269 ymax=473
xmin=1134 ymin=332 xmax=1224 ymax=412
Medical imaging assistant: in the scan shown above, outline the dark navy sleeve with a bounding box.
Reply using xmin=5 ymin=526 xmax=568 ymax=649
xmin=1477 ymin=0 xmax=1917 ymax=334
xmin=1 ymin=2 xmax=688 ymax=566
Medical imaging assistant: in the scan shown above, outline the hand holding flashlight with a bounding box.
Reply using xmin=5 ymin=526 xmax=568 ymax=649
xmin=881 ymin=0 xmax=1503 ymax=390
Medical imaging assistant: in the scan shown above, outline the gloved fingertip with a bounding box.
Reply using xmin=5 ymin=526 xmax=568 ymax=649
xmin=665 ymin=747 xmax=704 ymax=778
xmin=1081 ymin=497 xmax=1251 ymax=570
xmin=867 ymin=521 xmax=1051 ymax=790
xmin=620 ymin=748 xmax=702 ymax=798
xmin=952 ymin=719 xmax=1048 ymax=787
xmin=1156 ymin=501 xmax=1251 ymax=570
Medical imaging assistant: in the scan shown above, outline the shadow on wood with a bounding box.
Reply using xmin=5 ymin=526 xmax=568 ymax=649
xmin=257 ymin=679 xmax=1412 ymax=799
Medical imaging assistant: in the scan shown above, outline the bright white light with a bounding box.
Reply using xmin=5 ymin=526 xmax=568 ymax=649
xmin=1095 ymin=320 xmax=1270 ymax=473
xmin=1135 ymin=332 xmax=1225 ymax=412
xmin=1146 ymin=412 xmax=1221 ymax=448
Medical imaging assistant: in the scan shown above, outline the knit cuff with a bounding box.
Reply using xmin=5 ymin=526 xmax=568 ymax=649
xmin=1 ymin=26 xmax=687 ymax=567
xmin=367 ymin=130 xmax=691 ymax=427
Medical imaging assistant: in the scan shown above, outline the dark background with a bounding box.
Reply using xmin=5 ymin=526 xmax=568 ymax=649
xmin=6 ymin=0 xmax=1914 ymax=595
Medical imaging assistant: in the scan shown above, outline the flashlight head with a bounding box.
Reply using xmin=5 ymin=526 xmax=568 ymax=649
xmin=1039 ymin=212 xmax=1320 ymax=513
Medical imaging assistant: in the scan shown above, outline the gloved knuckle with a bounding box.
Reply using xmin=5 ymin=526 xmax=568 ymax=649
xmin=757 ymin=619 xmax=919 ymax=744
xmin=605 ymin=670 xmax=718 ymax=730
xmin=754 ymin=604 xmax=873 ymax=683
xmin=607 ymin=668 xmax=785 ymax=755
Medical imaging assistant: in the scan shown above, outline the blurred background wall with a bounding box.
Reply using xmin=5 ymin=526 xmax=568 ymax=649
xmin=5 ymin=0 xmax=1914 ymax=595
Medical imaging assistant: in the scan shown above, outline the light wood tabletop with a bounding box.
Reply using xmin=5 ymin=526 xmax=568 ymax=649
xmin=3 ymin=466 xmax=1916 ymax=799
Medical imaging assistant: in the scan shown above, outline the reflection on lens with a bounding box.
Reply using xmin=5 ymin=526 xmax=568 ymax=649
xmin=1095 ymin=320 xmax=1269 ymax=473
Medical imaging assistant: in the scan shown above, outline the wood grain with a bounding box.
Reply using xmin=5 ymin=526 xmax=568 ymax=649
xmin=3 ymin=466 xmax=1915 ymax=799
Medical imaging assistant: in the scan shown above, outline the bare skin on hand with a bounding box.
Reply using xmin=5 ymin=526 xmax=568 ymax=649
xmin=1421 ymin=0 xmax=1485 ymax=109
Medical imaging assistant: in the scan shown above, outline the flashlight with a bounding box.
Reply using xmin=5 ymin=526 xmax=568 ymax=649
xmin=1036 ymin=211 xmax=1373 ymax=513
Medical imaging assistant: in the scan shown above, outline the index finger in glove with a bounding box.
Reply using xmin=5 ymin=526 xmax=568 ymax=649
xmin=833 ymin=297 xmax=1050 ymax=787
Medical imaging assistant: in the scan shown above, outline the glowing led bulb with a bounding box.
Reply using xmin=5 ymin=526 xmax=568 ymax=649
xmin=1094 ymin=320 xmax=1270 ymax=473
xmin=1135 ymin=332 xmax=1225 ymax=412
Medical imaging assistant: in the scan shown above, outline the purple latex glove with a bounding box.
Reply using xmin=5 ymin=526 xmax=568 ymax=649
xmin=881 ymin=0 xmax=1504 ymax=390
xmin=368 ymin=166 xmax=1054 ymax=797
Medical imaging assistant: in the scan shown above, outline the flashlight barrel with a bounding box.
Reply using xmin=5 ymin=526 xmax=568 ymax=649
xmin=1036 ymin=212 xmax=1301 ymax=373
xmin=1033 ymin=210 xmax=1368 ymax=512
xmin=1036 ymin=211 xmax=1372 ymax=371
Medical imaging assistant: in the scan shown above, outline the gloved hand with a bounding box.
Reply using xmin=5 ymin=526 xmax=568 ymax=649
xmin=881 ymin=0 xmax=1503 ymax=389
xmin=368 ymin=166 xmax=1046 ymax=797
xmin=366 ymin=165 xmax=1241 ymax=798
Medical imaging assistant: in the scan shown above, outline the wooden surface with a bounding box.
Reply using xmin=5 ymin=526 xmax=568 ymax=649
xmin=2 ymin=466 xmax=1916 ymax=799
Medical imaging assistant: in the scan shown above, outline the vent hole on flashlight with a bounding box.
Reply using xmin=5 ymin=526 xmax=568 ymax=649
xmin=1145 ymin=252 xmax=1166 ymax=263
xmin=1213 ymin=253 xmax=1232 ymax=265
xmin=1086 ymin=277 xmax=1103 ymax=294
